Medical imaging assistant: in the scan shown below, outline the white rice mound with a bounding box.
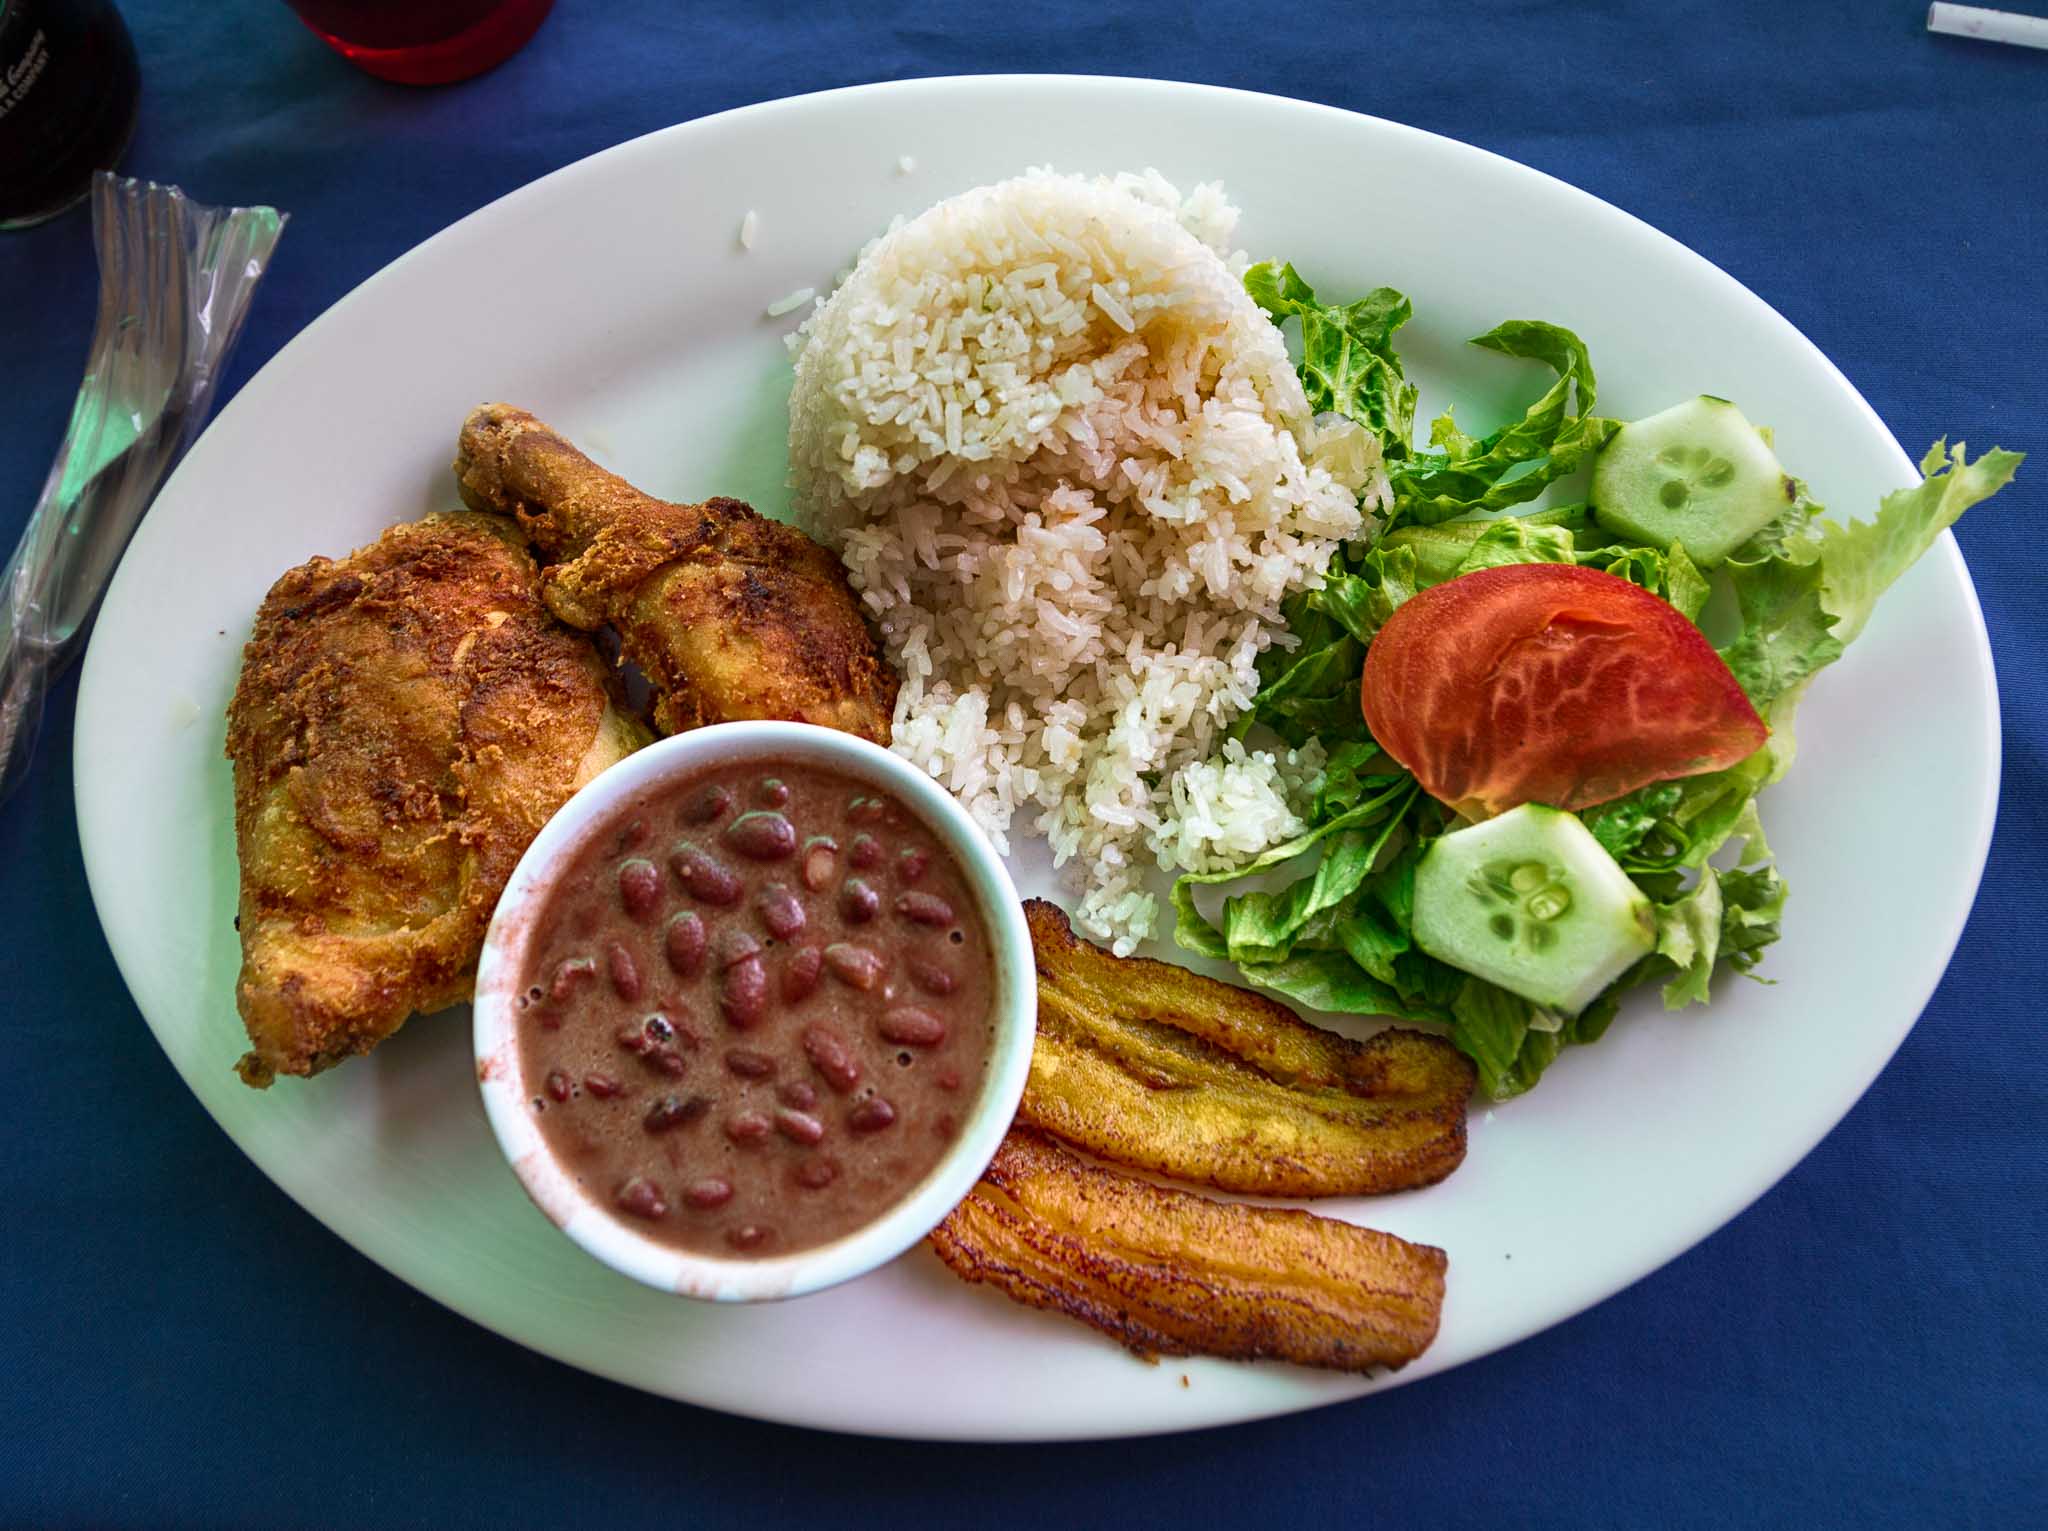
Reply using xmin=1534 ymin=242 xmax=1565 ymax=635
xmin=789 ymin=170 xmax=1383 ymax=952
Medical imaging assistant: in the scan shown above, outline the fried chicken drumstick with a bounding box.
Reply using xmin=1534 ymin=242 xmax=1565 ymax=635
xmin=452 ymin=404 xmax=897 ymax=743
xmin=226 ymin=512 xmax=643 ymax=1086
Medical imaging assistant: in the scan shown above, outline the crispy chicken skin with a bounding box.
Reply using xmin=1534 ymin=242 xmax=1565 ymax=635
xmin=929 ymin=1128 xmax=1449 ymax=1373
xmin=451 ymin=404 xmax=897 ymax=744
xmin=226 ymin=512 xmax=643 ymax=1086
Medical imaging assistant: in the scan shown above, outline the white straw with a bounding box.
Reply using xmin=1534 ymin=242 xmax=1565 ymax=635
xmin=1927 ymin=3 xmax=2048 ymax=50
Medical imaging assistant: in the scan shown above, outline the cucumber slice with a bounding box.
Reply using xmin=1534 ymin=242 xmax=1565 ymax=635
xmin=1591 ymin=396 xmax=1797 ymax=568
xmin=1413 ymin=804 xmax=1655 ymax=1014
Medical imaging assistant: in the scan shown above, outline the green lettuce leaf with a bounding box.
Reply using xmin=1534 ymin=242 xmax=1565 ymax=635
xmin=1589 ymin=539 xmax=1711 ymax=623
xmin=1230 ymin=950 xmax=1451 ymax=1027
xmin=1390 ymin=321 xmax=1620 ymax=526
xmin=1812 ymin=440 xmax=2023 ymax=644
xmin=1716 ymin=863 xmax=1788 ymax=975
xmin=1235 ymin=632 xmax=1363 ymax=749
xmin=1716 ymin=544 xmax=1843 ymax=710
xmin=1447 ymin=979 xmax=1572 ymax=1100
xmin=1378 ymin=509 xmax=1709 ymax=621
xmin=1713 ymin=440 xmax=2021 ymax=754
xmin=1243 ymin=262 xmax=1417 ymax=453
xmin=1584 ymin=780 xmax=1685 ymax=862
xmin=1652 ymin=869 xmax=1725 ymax=1009
xmin=1451 ymin=516 xmax=1579 ymax=574
xmin=1314 ymin=741 xmax=1402 ymax=817
xmin=1580 ymin=748 xmax=1773 ymax=874
xmin=1172 ymin=779 xmax=1419 ymax=961
xmin=1300 ymin=544 xmax=1421 ymax=645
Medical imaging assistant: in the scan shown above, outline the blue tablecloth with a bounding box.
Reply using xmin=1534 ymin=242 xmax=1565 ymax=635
xmin=3 ymin=2 xmax=2042 ymax=1524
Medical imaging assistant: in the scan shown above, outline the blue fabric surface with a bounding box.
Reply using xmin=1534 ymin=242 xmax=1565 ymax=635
xmin=2 ymin=0 xmax=2043 ymax=1523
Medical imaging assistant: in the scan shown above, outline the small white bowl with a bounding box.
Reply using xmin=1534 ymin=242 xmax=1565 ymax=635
xmin=473 ymin=721 xmax=1036 ymax=1302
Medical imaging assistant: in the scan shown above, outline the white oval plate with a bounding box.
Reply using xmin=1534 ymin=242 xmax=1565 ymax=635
xmin=74 ymin=77 xmax=1997 ymax=1441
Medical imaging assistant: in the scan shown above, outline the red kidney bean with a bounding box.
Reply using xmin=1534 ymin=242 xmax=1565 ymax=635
xmin=801 ymin=837 xmax=838 ymax=892
xmin=605 ymin=940 xmax=643 ymax=1002
xmin=895 ymin=848 xmax=929 ymax=884
xmin=795 ymin=1159 xmax=839 ymax=1190
xmin=612 ymin=818 xmax=650 ymax=855
xmin=670 ymin=845 xmax=741 ymax=906
xmin=725 ymin=1049 xmax=775 ymax=1079
xmin=712 ymin=927 xmax=762 ymax=969
xmin=756 ymin=883 xmax=806 ymax=941
xmin=584 ymin=1073 xmax=622 ymax=1099
xmin=669 ymin=1014 xmax=707 ymax=1051
xmin=664 ymin=912 xmax=708 ymax=977
xmin=781 ymin=945 xmax=824 ymax=1003
xmin=683 ymin=1177 xmax=733 ymax=1210
xmin=848 ymin=1097 xmax=898 ymax=1133
xmin=839 ymin=877 xmax=880 ymax=924
xmin=682 ymin=784 xmax=733 ymax=824
xmin=755 ymin=778 xmax=791 ymax=807
xmin=720 ymin=955 xmax=768 ymax=1028
xmin=907 ymin=957 xmax=957 ymax=996
xmin=614 ymin=1177 xmax=667 ymax=1219
xmin=802 ymin=1023 xmax=863 ymax=1094
xmin=847 ymin=795 xmax=885 ymax=823
xmin=937 ymin=1068 xmax=961 ymax=1092
xmin=617 ymin=857 xmax=663 ymax=920
xmin=896 ymin=891 xmax=956 ymax=927
xmin=723 ymin=811 xmax=796 ymax=861
xmin=645 ymin=1048 xmax=688 ymax=1077
xmin=726 ymin=1224 xmax=771 ymax=1251
xmin=644 ymin=1094 xmax=710 ymax=1134
xmin=549 ymin=955 xmax=597 ymax=1003
xmin=614 ymin=1023 xmax=649 ymax=1054
xmin=725 ymin=1110 xmax=771 ymax=1145
xmin=823 ymin=942 xmax=884 ymax=991
xmin=775 ymin=1108 xmax=826 ymax=1146
xmin=878 ymin=1006 xmax=948 ymax=1047
xmin=777 ymin=1079 xmax=818 ymax=1111
xmin=544 ymin=1069 xmax=571 ymax=1103
xmin=848 ymin=833 xmax=882 ymax=870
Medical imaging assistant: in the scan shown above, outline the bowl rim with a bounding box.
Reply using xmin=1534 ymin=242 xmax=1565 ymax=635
xmin=472 ymin=720 xmax=1037 ymax=1302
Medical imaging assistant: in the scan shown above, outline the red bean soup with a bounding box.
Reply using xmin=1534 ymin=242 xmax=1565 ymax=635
xmin=515 ymin=759 xmax=996 ymax=1258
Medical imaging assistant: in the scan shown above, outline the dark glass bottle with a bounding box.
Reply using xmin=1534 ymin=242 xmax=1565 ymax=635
xmin=0 ymin=0 xmax=139 ymax=229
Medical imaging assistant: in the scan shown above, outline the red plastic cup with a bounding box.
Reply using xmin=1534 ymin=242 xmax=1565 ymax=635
xmin=281 ymin=0 xmax=556 ymax=86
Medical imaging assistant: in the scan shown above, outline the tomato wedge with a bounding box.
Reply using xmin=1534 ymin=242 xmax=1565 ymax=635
xmin=1361 ymin=563 xmax=1767 ymax=818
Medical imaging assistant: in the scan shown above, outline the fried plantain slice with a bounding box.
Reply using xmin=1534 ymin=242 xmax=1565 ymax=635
xmin=929 ymin=1129 xmax=1447 ymax=1373
xmin=1020 ymin=899 xmax=1474 ymax=1197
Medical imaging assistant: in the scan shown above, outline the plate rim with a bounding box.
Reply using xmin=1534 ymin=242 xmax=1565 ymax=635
xmin=72 ymin=73 xmax=2002 ymax=1441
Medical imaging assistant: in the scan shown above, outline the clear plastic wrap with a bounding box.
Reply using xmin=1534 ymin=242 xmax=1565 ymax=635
xmin=0 ymin=172 xmax=285 ymax=802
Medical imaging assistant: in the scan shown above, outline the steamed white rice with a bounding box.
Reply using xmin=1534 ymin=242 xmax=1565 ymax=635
xmin=788 ymin=170 xmax=1384 ymax=951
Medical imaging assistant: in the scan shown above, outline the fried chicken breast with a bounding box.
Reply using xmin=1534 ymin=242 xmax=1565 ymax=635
xmin=451 ymin=404 xmax=897 ymax=744
xmin=226 ymin=511 xmax=644 ymax=1086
